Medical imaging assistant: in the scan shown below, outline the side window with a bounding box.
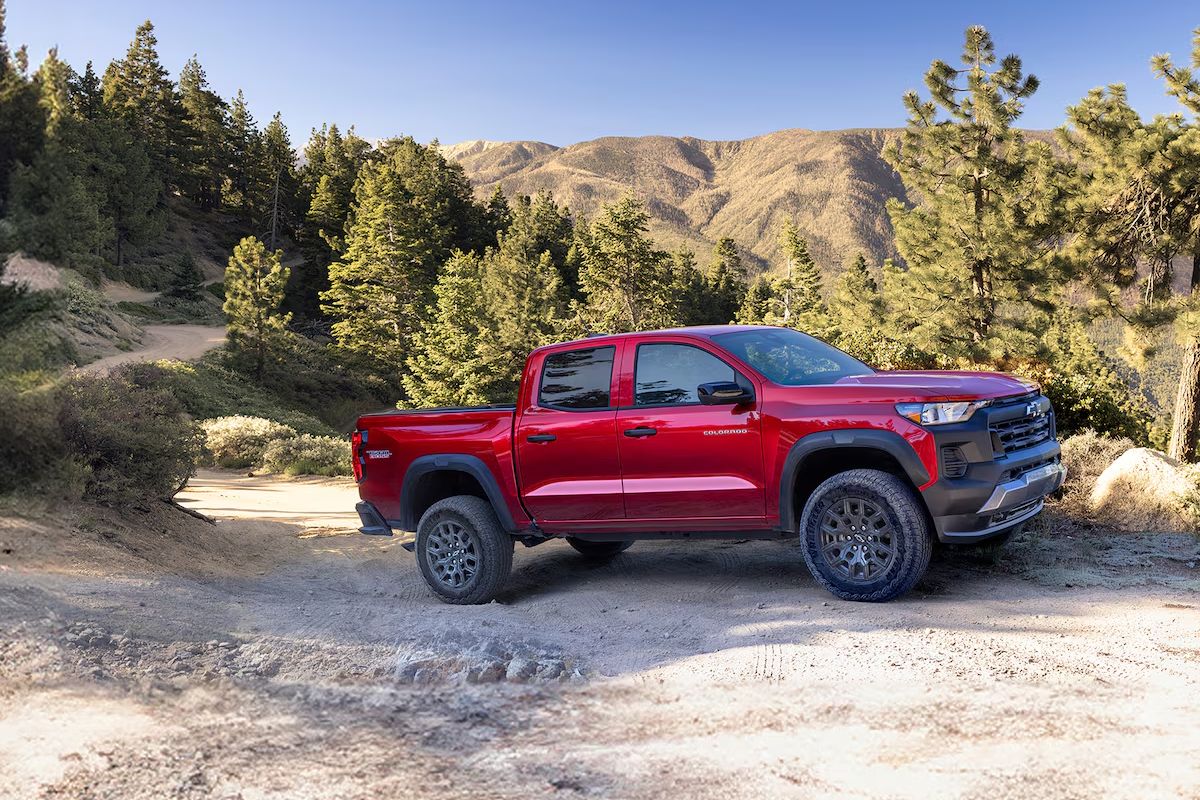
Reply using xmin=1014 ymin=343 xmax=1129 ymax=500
xmin=635 ymin=344 xmax=736 ymax=407
xmin=539 ymin=346 xmax=615 ymax=410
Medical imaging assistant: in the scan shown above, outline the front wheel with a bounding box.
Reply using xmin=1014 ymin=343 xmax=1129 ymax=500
xmin=566 ymin=537 xmax=633 ymax=560
xmin=415 ymin=495 xmax=513 ymax=604
xmin=798 ymin=469 xmax=932 ymax=602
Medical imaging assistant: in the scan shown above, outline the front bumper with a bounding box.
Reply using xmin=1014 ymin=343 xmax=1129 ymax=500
xmin=920 ymin=394 xmax=1064 ymax=543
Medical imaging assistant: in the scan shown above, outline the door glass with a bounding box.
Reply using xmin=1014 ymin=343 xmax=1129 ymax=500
xmin=539 ymin=346 xmax=615 ymax=410
xmin=634 ymin=344 xmax=736 ymax=407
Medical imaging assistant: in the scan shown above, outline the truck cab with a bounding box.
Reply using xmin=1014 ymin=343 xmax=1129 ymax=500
xmin=354 ymin=326 xmax=1064 ymax=604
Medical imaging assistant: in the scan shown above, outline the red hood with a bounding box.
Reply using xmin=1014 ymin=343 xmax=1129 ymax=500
xmin=834 ymin=370 xmax=1038 ymax=401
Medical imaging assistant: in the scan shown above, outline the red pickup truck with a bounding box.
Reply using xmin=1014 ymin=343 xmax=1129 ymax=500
xmin=354 ymin=325 xmax=1064 ymax=604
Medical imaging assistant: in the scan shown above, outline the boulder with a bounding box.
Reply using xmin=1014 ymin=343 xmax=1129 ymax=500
xmin=1089 ymin=447 xmax=1199 ymax=532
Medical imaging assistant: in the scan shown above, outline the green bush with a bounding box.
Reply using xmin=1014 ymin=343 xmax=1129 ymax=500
xmin=201 ymin=415 xmax=296 ymax=469
xmin=833 ymin=329 xmax=940 ymax=370
xmin=131 ymin=357 xmax=335 ymax=436
xmin=261 ymin=433 xmax=352 ymax=477
xmin=56 ymin=366 xmax=203 ymax=505
xmin=0 ymin=382 xmax=87 ymax=499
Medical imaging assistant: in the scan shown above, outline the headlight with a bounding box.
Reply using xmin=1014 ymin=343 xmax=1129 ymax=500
xmin=895 ymin=400 xmax=990 ymax=426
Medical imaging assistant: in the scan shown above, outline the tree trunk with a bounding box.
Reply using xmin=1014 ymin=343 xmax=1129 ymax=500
xmin=1168 ymin=336 xmax=1200 ymax=462
xmin=1168 ymin=245 xmax=1200 ymax=463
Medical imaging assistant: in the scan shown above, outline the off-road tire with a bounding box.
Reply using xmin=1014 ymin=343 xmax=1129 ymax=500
xmin=566 ymin=537 xmax=634 ymax=560
xmin=415 ymin=496 xmax=513 ymax=605
xmin=798 ymin=469 xmax=932 ymax=602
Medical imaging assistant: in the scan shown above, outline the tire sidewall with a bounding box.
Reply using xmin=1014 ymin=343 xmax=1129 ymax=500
xmin=799 ymin=471 xmax=930 ymax=602
xmin=416 ymin=506 xmax=485 ymax=602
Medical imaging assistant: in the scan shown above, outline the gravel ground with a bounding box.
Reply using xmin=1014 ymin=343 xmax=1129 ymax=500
xmin=0 ymin=476 xmax=1198 ymax=799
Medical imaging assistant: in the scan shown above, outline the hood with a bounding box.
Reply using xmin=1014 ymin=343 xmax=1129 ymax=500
xmin=834 ymin=370 xmax=1038 ymax=401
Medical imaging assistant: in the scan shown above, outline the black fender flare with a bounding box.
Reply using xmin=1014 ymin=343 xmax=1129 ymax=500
xmin=400 ymin=454 xmax=517 ymax=532
xmin=777 ymin=429 xmax=930 ymax=532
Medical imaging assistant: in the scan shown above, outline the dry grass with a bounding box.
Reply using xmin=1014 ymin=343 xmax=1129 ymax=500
xmin=1057 ymin=429 xmax=1135 ymax=519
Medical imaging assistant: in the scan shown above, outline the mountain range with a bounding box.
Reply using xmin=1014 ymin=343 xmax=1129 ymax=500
xmin=443 ymin=128 xmax=909 ymax=277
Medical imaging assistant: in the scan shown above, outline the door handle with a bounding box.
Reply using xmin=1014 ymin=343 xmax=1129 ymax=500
xmin=526 ymin=433 xmax=556 ymax=443
xmin=623 ymin=426 xmax=657 ymax=438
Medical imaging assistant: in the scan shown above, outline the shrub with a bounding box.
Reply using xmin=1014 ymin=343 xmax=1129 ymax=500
xmin=261 ymin=433 xmax=352 ymax=477
xmin=1057 ymin=429 xmax=1135 ymax=517
xmin=833 ymin=329 xmax=939 ymax=371
xmin=0 ymin=382 xmax=87 ymax=500
xmin=201 ymin=415 xmax=296 ymax=469
xmin=56 ymin=366 xmax=203 ymax=505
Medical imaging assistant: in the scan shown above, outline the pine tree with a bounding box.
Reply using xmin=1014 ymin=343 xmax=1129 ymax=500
xmin=885 ymin=25 xmax=1064 ymax=360
xmin=223 ymin=236 xmax=291 ymax=380
xmin=322 ymin=137 xmax=486 ymax=373
xmin=178 ymin=56 xmax=228 ymax=210
xmin=831 ymin=253 xmax=883 ymax=334
xmin=705 ymin=237 xmax=747 ymax=323
xmin=402 ymin=252 xmax=494 ymax=407
xmin=0 ymin=0 xmax=45 ymax=214
xmin=227 ymin=89 xmax=267 ymax=217
xmin=261 ymin=112 xmax=299 ymax=247
xmin=102 ymin=20 xmax=180 ymax=182
xmin=779 ymin=218 xmax=826 ymax=332
xmin=578 ymin=195 xmax=674 ymax=331
xmin=484 ymin=185 xmax=512 ymax=237
xmin=668 ymin=247 xmax=713 ymax=325
xmin=477 ymin=195 xmax=573 ymax=397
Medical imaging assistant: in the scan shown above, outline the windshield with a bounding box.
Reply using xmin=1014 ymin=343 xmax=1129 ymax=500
xmin=711 ymin=328 xmax=874 ymax=386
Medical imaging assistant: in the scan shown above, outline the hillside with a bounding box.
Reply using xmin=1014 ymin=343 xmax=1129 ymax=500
xmin=445 ymin=128 xmax=908 ymax=276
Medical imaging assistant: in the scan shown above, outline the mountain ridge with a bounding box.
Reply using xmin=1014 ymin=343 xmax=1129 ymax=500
xmin=443 ymin=128 xmax=910 ymax=276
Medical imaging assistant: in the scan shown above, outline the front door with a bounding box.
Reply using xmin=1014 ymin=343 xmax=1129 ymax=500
xmin=515 ymin=344 xmax=624 ymax=524
xmin=617 ymin=341 xmax=766 ymax=525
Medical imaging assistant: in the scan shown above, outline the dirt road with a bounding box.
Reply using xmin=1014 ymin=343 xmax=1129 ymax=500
xmin=1 ymin=475 xmax=1198 ymax=799
xmin=80 ymin=324 xmax=226 ymax=375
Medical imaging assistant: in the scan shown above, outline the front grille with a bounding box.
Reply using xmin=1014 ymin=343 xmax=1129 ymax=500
xmin=990 ymin=403 xmax=1052 ymax=454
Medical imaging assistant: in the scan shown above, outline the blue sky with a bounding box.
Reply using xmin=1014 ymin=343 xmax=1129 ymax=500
xmin=8 ymin=0 xmax=1198 ymax=146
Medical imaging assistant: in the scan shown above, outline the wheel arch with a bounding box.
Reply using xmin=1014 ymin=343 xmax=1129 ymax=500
xmin=400 ymin=454 xmax=517 ymax=532
xmin=778 ymin=430 xmax=932 ymax=533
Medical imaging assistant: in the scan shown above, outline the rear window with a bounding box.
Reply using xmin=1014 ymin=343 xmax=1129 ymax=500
xmin=538 ymin=346 xmax=615 ymax=410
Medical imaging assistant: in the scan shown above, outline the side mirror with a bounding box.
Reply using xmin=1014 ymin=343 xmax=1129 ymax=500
xmin=697 ymin=381 xmax=754 ymax=406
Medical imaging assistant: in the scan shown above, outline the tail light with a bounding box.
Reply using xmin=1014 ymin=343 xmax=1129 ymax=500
xmin=351 ymin=429 xmax=365 ymax=482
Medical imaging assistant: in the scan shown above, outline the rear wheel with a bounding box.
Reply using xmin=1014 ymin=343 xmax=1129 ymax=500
xmin=415 ymin=496 xmax=513 ymax=604
xmin=566 ymin=537 xmax=633 ymax=560
xmin=799 ymin=469 xmax=932 ymax=602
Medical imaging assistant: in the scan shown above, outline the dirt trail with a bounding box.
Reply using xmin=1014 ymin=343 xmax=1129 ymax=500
xmin=1 ymin=477 xmax=1198 ymax=799
xmin=176 ymin=469 xmax=361 ymax=532
xmin=79 ymin=324 xmax=226 ymax=374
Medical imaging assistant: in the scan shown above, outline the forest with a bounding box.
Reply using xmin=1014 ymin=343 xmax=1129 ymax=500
xmin=2 ymin=4 xmax=1200 ymax=506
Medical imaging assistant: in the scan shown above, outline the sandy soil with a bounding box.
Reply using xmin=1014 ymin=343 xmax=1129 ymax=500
xmin=79 ymin=325 xmax=226 ymax=374
xmin=1 ymin=475 xmax=1198 ymax=799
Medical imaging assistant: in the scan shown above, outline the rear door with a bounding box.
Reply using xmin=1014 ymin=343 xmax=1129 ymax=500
xmin=616 ymin=339 xmax=767 ymax=524
xmin=515 ymin=343 xmax=624 ymax=524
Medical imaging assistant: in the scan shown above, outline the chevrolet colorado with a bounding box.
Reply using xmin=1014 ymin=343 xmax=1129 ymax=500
xmin=354 ymin=325 xmax=1064 ymax=604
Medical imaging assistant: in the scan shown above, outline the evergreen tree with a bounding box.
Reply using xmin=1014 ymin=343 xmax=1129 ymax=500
xmin=322 ymin=137 xmax=485 ymax=373
xmin=1153 ymin=29 xmax=1200 ymax=461
xmin=484 ymin=185 xmax=512 ymax=237
xmin=402 ymin=252 xmax=494 ymax=407
xmin=0 ymin=0 xmax=44 ymax=214
xmin=102 ymin=20 xmax=180 ymax=182
xmin=578 ymin=195 xmax=675 ymax=331
xmin=885 ymin=25 xmax=1064 ymax=360
xmin=261 ymin=112 xmax=299 ymax=247
xmin=223 ymin=236 xmax=291 ymax=380
xmin=178 ymin=56 xmax=228 ymax=210
xmin=477 ymin=196 xmax=573 ymax=398
xmin=668 ymin=247 xmax=713 ymax=325
xmin=227 ymin=89 xmax=267 ymax=217
xmin=831 ymin=252 xmax=883 ymax=334
xmin=292 ymin=124 xmax=372 ymax=316
xmin=779 ymin=218 xmax=826 ymax=332
xmin=705 ymin=237 xmax=747 ymax=323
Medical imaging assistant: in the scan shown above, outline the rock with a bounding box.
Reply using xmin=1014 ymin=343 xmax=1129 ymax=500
xmin=467 ymin=660 xmax=505 ymax=683
xmin=505 ymin=657 xmax=537 ymax=682
xmin=1090 ymin=447 xmax=1200 ymax=532
xmin=535 ymin=659 xmax=565 ymax=680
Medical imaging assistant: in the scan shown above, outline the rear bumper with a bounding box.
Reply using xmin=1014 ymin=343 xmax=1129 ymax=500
xmin=356 ymin=501 xmax=393 ymax=536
